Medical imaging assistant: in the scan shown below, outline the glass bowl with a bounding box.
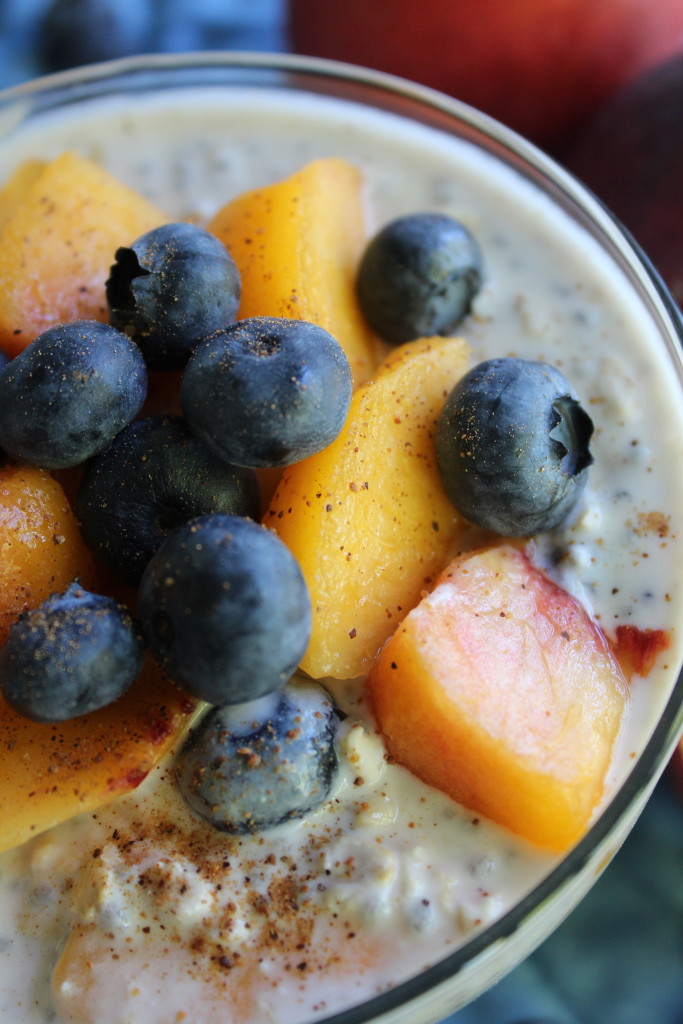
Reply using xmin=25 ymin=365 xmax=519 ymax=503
xmin=0 ymin=52 xmax=682 ymax=1024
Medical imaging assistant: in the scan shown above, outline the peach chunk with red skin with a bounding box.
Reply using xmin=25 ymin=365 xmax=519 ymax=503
xmin=611 ymin=623 xmax=670 ymax=681
xmin=368 ymin=544 xmax=629 ymax=851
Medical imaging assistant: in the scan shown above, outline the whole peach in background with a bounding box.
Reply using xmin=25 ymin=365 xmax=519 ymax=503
xmin=569 ymin=54 xmax=683 ymax=305
xmin=289 ymin=0 xmax=683 ymax=150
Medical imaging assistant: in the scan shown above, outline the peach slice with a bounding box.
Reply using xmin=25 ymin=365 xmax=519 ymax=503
xmin=208 ymin=157 xmax=379 ymax=385
xmin=0 ymin=158 xmax=46 ymax=229
xmin=367 ymin=544 xmax=629 ymax=851
xmin=0 ymin=465 xmax=96 ymax=647
xmin=263 ymin=336 xmax=471 ymax=679
xmin=0 ymin=152 xmax=167 ymax=358
xmin=0 ymin=655 xmax=197 ymax=854
xmin=0 ymin=465 xmax=199 ymax=853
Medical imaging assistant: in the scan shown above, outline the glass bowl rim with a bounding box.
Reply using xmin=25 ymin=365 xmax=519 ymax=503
xmin=1 ymin=49 xmax=682 ymax=1024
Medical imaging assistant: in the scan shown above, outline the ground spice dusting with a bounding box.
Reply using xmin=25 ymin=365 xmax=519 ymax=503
xmin=82 ymin=786 xmax=366 ymax=995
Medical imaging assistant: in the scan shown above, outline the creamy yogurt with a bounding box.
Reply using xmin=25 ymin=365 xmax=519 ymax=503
xmin=0 ymin=79 xmax=682 ymax=1024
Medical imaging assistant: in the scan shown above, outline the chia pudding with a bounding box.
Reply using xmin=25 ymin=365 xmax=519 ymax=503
xmin=0 ymin=63 xmax=682 ymax=1024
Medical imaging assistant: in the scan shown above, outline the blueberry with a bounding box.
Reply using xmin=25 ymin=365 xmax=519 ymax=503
xmin=176 ymin=679 xmax=338 ymax=834
xmin=436 ymin=357 xmax=594 ymax=536
xmin=356 ymin=212 xmax=483 ymax=345
xmin=107 ymin=222 xmax=241 ymax=370
xmin=76 ymin=415 xmax=261 ymax=587
xmin=0 ymin=581 xmax=144 ymax=723
xmin=0 ymin=321 xmax=147 ymax=470
xmin=138 ymin=513 xmax=311 ymax=705
xmin=0 ymin=351 xmax=7 ymax=466
xmin=38 ymin=0 xmax=152 ymax=72
xmin=181 ymin=316 xmax=352 ymax=467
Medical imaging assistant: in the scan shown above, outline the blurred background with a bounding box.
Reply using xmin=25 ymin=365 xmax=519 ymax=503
xmin=1 ymin=2 xmax=682 ymax=1023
